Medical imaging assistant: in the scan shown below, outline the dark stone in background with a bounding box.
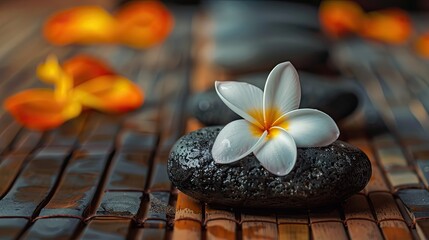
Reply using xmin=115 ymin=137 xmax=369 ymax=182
xmin=205 ymin=1 xmax=331 ymax=73
xmin=188 ymin=72 xmax=359 ymax=126
xmin=168 ymin=127 xmax=371 ymax=209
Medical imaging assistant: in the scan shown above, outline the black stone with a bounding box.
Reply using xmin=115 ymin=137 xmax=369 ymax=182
xmin=210 ymin=35 xmax=329 ymax=73
xmin=205 ymin=2 xmax=328 ymax=73
xmin=168 ymin=127 xmax=371 ymax=209
xmin=188 ymin=72 xmax=359 ymax=126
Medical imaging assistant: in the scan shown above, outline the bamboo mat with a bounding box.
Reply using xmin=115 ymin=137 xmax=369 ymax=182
xmin=0 ymin=0 xmax=428 ymax=239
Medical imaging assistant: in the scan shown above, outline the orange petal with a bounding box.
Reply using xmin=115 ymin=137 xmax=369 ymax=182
xmin=360 ymin=9 xmax=412 ymax=44
xmin=43 ymin=6 xmax=117 ymax=45
xmin=4 ymin=89 xmax=82 ymax=131
xmin=74 ymin=76 xmax=143 ymax=113
xmin=62 ymin=54 xmax=116 ymax=87
xmin=319 ymin=0 xmax=364 ymax=38
xmin=415 ymin=33 xmax=429 ymax=58
xmin=114 ymin=1 xmax=174 ymax=48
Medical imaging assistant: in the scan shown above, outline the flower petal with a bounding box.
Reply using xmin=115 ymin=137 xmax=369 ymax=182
xmin=114 ymin=1 xmax=174 ymax=48
xmin=4 ymin=89 xmax=81 ymax=131
xmin=319 ymin=0 xmax=364 ymax=38
xmin=284 ymin=108 xmax=339 ymax=147
xmin=215 ymin=81 xmax=264 ymax=128
xmin=73 ymin=75 xmax=143 ymax=113
xmin=43 ymin=6 xmax=117 ymax=45
xmin=359 ymin=8 xmax=411 ymax=44
xmin=263 ymin=62 xmax=301 ymax=126
xmin=63 ymin=55 xmax=116 ymax=86
xmin=253 ymin=127 xmax=297 ymax=176
xmin=212 ymin=120 xmax=267 ymax=164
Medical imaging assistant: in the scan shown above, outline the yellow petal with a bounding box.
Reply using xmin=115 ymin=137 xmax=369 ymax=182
xmin=37 ymin=54 xmax=63 ymax=84
xmin=37 ymin=55 xmax=73 ymax=100
xmin=43 ymin=6 xmax=117 ymax=45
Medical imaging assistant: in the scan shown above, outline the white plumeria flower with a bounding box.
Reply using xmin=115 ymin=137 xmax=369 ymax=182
xmin=211 ymin=62 xmax=340 ymax=176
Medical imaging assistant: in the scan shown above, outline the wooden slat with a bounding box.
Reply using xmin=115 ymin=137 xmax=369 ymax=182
xmin=0 ymin=218 xmax=28 ymax=240
xmin=242 ymin=221 xmax=278 ymax=240
xmin=416 ymin=219 xmax=429 ymax=240
xmin=43 ymin=114 xmax=88 ymax=148
xmin=174 ymin=192 xmax=202 ymax=222
xmin=95 ymin=191 xmax=142 ymax=218
xmin=311 ymin=222 xmax=348 ymax=240
xmin=173 ymin=220 xmax=201 ymax=240
xmin=141 ymin=192 xmax=171 ymax=227
xmin=416 ymin=160 xmax=429 ymax=188
xmin=24 ymin=218 xmax=81 ymax=239
xmin=147 ymin=152 xmax=171 ymax=192
xmin=373 ymin=135 xmax=396 ymax=149
xmin=241 ymin=213 xmax=277 ymax=240
xmin=205 ymin=206 xmax=237 ymax=240
xmin=278 ymin=224 xmax=309 ymax=240
xmin=173 ymin=192 xmax=202 ymax=240
xmin=105 ymin=151 xmax=151 ymax=191
xmin=396 ymin=189 xmax=429 ymax=220
xmin=385 ymin=169 xmax=421 ymax=190
xmin=39 ymin=151 xmax=111 ymax=218
xmin=347 ymin=220 xmax=383 ymax=240
xmin=0 ymin=121 xmax=21 ymax=154
xmin=206 ymin=220 xmax=236 ymax=240
xmin=117 ymin=130 xmax=158 ymax=152
xmin=310 ymin=208 xmax=342 ymax=223
xmin=10 ymin=129 xmax=42 ymax=154
xmin=0 ymin=148 xmax=69 ymax=217
xmin=135 ymin=228 xmax=166 ymax=240
xmin=80 ymin=218 xmax=131 ymax=240
xmin=365 ymin=166 xmax=390 ymax=193
xmin=277 ymin=212 xmax=308 ymax=225
xmin=376 ymin=147 xmax=408 ymax=170
xmin=343 ymin=194 xmax=375 ymax=221
xmin=379 ymin=220 xmax=412 ymax=240
xmin=369 ymin=193 xmax=404 ymax=222
xmin=0 ymin=154 xmax=28 ymax=197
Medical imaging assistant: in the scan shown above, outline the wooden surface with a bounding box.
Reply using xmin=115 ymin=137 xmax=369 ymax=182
xmin=0 ymin=0 xmax=429 ymax=239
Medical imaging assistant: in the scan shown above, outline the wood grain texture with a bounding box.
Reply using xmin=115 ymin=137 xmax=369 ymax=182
xmin=347 ymin=220 xmax=383 ymax=240
xmin=242 ymin=221 xmax=278 ymax=240
xmin=311 ymin=222 xmax=348 ymax=240
xmin=278 ymin=224 xmax=309 ymax=240
xmin=206 ymin=220 xmax=236 ymax=240
xmin=80 ymin=218 xmax=132 ymax=239
xmin=0 ymin=154 xmax=27 ymax=197
xmin=343 ymin=194 xmax=375 ymax=221
xmin=369 ymin=193 xmax=404 ymax=222
xmin=379 ymin=220 xmax=412 ymax=240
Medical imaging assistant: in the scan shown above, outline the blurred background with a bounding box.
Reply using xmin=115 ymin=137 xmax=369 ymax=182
xmin=1 ymin=0 xmax=429 ymax=239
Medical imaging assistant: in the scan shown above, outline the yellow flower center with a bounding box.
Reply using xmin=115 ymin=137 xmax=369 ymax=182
xmin=248 ymin=107 xmax=288 ymax=137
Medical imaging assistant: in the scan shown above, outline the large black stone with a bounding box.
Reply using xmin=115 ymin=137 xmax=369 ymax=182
xmin=168 ymin=127 xmax=371 ymax=209
xmin=188 ymin=72 xmax=359 ymax=126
